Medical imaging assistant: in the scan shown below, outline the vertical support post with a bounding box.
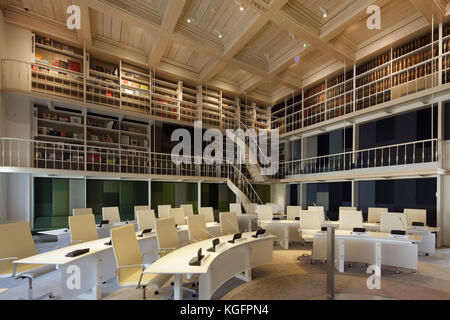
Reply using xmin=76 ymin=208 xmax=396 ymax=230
xmin=148 ymin=179 xmax=152 ymax=209
xmin=326 ymin=226 xmax=335 ymax=299
xmin=198 ymin=181 xmax=201 ymax=212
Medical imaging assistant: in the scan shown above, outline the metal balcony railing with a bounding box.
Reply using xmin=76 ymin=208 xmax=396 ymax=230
xmin=275 ymin=139 xmax=440 ymax=179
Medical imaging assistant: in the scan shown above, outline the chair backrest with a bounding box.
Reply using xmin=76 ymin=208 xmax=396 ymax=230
xmin=136 ymin=210 xmax=156 ymax=231
xmin=404 ymin=209 xmax=427 ymax=226
xmin=102 ymin=207 xmax=121 ymax=224
xmin=242 ymin=203 xmax=257 ymax=214
xmin=134 ymin=205 xmax=149 ymax=219
xmin=198 ymin=207 xmax=215 ymax=223
xmin=0 ymin=222 xmax=37 ymax=277
xmin=169 ymin=208 xmax=186 ymax=226
xmin=287 ymin=206 xmax=302 ymax=220
xmin=229 ymin=203 xmax=242 ymax=216
xmin=308 ymin=206 xmax=325 ymax=223
xmin=339 ymin=211 xmax=363 ymax=230
xmin=180 ymin=204 xmax=194 ymax=216
xmin=157 ymin=205 xmax=171 ymax=219
xmin=338 ymin=208 xmax=361 ymax=221
xmin=72 ymin=208 xmax=93 ymax=216
xmin=155 ymin=218 xmax=180 ymax=250
xmin=380 ymin=212 xmax=408 ymax=233
xmin=187 ymin=215 xmax=208 ymax=242
xmin=300 ymin=211 xmax=322 ymax=230
xmin=257 ymin=205 xmax=273 ymax=220
xmin=368 ymin=207 xmax=388 ymax=223
xmin=110 ymin=224 xmax=142 ymax=286
xmin=69 ymin=214 xmax=98 ymax=244
xmin=220 ymin=212 xmax=239 ymax=235
xmin=339 ymin=206 xmax=357 ymax=213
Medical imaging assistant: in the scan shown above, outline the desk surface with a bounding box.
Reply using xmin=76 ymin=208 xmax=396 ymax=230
xmin=314 ymin=230 xmax=422 ymax=243
xmin=38 ymin=221 xmax=138 ymax=237
xmin=144 ymin=232 xmax=275 ymax=275
xmin=16 ymin=223 xmax=220 ymax=266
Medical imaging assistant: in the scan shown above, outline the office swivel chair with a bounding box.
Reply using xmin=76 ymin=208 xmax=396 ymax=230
xmin=110 ymin=225 xmax=171 ymax=300
xmin=339 ymin=211 xmax=364 ymax=230
xmin=367 ymin=207 xmax=388 ymax=223
xmin=136 ymin=210 xmax=156 ymax=231
xmin=404 ymin=209 xmax=427 ymax=226
xmin=181 ymin=204 xmax=194 ymax=217
xmin=187 ymin=215 xmax=209 ymax=242
xmin=380 ymin=212 xmax=408 ymax=233
xmin=229 ymin=203 xmax=242 ymax=216
xmin=297 ymin=211 xmax=323 ymax=263
xmin=219 ymin=212 xmax=239 ymax=235
xmin=286 ymin=206 xmax=302 ymax=221
xmin=157 ymin=205 xmax=171 ymax=219
xmin=155 ymin=218 xmax=197 ymax=297
xmin=198 ymin=207 xmax=215 ymax=223
xmin=72 ymin=208 xmax=93 ymax=216
xmin=69 ymin=214 xmax=99 ymax=244
xmin=134 ymin=205 xmax=149 ymax=220
xmin=0 ymin=221 xmax=56 ymax=300
xmin=257 ymin=205 xmax=273 ymax=221
xmin=102 ymin=207 xmax=121 ymax=224
xmin=169 ymin=208 xmax=187 ymax=226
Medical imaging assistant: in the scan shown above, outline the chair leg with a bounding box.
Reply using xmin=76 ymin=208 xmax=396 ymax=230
xmin=142 ymin=286 xmax=147 ymax=300
xmin=28 ymin=278 xmax=33 ymax=300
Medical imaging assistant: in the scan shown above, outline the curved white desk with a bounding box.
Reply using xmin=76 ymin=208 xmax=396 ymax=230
xmin=144 ymin=232 xmax=275 ymax=300
xmin=313 ymin=230 xmax=423 ymax=272
xmin=14 ymin=223 xmax=221 ymax=300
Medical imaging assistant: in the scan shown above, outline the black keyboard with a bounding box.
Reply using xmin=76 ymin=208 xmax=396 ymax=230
xmin=65 ymin=248 xmax=90 ymax=257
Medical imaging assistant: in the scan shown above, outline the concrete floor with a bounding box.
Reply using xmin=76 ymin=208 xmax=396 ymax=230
xmin=1 ymin=239 xmax=449 ymax=300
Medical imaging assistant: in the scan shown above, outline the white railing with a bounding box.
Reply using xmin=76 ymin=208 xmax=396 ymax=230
xmin=276 ymin=139 xmax=440 ymax=179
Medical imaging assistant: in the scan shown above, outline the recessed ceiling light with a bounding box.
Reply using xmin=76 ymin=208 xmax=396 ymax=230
xmin=234 ymin=0 xmax=244 ymax=11
xmin=187 ymin=17 xmax=194 ymax=23
xmin=320 ymin=7 xmax=327 ymax=18
xmin=214 ymin=29 xmax=223 ymax=39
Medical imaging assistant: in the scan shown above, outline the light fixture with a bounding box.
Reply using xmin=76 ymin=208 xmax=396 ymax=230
xmin=289 ymin=32 xmax=296 ymax=40
xmin=264 ymin=53 xmax=270 ymax=61
xmin=320 ymin=6 xmax=327 ymax=18
xmin=214 ymin=29 xmax=223 ymax=39
xmin=303 ymin=42 xmax=309 ymax=48
xmin=234 ymin=0 xmax=244 ymax=12
xmin=187 ymin=17 xmax=194 ymax=23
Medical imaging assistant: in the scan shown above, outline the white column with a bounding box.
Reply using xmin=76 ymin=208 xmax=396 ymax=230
xmin=198 ymin=181 xmax=201 ymax=211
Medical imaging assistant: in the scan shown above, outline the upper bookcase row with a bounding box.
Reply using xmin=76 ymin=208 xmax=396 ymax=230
xmin=30 ymin=34 xmax=269 ymax=132
xmin=272 ymin=23 xmax=450 ymax=135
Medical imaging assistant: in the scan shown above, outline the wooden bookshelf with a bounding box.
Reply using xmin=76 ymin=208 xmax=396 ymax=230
xmin=152 ymin=77 xmax=179 ymax=120
xmin=222 ymin=96 xmax=238 ymax=130
xmin=202 ymin=87 xmax=221 ymax=128
xmin=303 ymin=82 xmax=326 ymax=127
xmin=180 ymin=84 xmax=198 ymax=123
xmin=120 ymin=62 xmax=151 ymax=114
xmin=285 ymin=94 xmax=302 ymax=133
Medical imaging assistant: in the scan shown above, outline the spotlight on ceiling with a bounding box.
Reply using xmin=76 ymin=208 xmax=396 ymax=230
xmin=214 ymin=29 xmax=223 ymax=39
xmin=187 ymin=17 xmax=194 ymax=23
xmin=234 ymin=0 xmax=244 ymax=11
xmin=320 ymin=6 xmax=327 ymax=18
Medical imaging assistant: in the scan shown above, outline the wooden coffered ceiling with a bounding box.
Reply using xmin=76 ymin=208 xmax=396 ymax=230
xmin=1 ymin=0 xmax=450 ymax=105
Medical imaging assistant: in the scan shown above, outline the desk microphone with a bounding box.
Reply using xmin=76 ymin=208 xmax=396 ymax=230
xmin=98 ymin=220 xmax=109 ymax=228
xmin=207 ymin=238 xmax=220 ymax=252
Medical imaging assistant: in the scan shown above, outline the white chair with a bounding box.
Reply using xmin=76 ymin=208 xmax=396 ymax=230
xmin=180 ymin=204 xmax=194 ymax=217
xmin=368 ymin=207 xmax=388 ymax=223
xmin=308 ymin=206 xmax=325 ymax=223
xmin=72 ymin=208 xmax=93 ymax=216
xmin=0 ymin=222 xmax=55 ymax=300
xmin=157 ymin=205 xmax=171 ymax=219
xmin=187 ymin=215 xmax=209 ymax=242
xmin=339 ymin=206 xmax=357 ymax=214
xmin=136 ymin=209 xmax=156 ymax=231
xmin=287 ymin=206 xmax=302 ymax=220
xmin=110 ymin=224 xmax=171 ymax=299
xmin=220 ymin=212 xmax=239 ymax=235
xmin=198 ymin=207 xmax=215 ymax=223
xmin=404 ymin=209 xmax=427 ymax=226
xmin=69 ymin=214 xmax=98 ymax=244
xmin=339 ymin=211 xmax=363 ymax=230
xmin=257 ymin=205 xmax=273 ymax=221
xmin=380 ymin=212 xmax=408 ymax=233
xmin=102 ymin=207 xmax=121 ymax=224
xmin=155 ymin=218 xmax=197 ymax=297
xmin=134 ymin=205 xmax=149 ymax=220
xmin=300 ymin=211 xmax=322 ymax=242
xmin=169 ymin=208 xmax=186 ymax=226
xmin=229 ymin=203 xmax=242 ymax=216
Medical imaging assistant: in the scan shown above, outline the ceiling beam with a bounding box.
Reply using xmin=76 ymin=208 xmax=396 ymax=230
xmin=320 ymin=0 xmax=391 ymax=42
xmin=240 ymin=75 xmax=266 ymax=93
xmin=148 ymin=0 xmax=187 ymax=67
xmin=199 ymin=60 xmax=227 ymax=83
xmin=73 ymin=0 xmax=93 ymax=49
xmin=409 ymin=0 xmax=447 ymax=24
